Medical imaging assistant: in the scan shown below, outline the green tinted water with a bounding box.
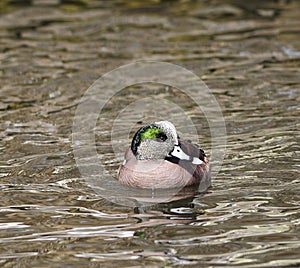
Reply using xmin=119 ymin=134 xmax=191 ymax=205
xmin=0 ymin=0 xmax=299 ymax=267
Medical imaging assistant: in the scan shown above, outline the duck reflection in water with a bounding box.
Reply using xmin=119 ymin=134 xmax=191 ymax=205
xmin=117 ymin=121 xmax=211 ymax=224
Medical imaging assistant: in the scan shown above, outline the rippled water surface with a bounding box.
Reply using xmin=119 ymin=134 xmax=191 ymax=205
xmin=0 ymin=0 xmax=299 ymax=267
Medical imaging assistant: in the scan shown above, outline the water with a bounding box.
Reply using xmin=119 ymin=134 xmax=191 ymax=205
xmin=0 ymin=0 xmax=299 ymax=267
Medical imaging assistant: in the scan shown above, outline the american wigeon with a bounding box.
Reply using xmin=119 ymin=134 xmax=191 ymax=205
xmin=118 ymin=121 xmax=210 ymax=189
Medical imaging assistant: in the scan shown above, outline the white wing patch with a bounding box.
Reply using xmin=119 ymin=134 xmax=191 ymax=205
xmin=171 ymin=145 xmax=203 ymax=165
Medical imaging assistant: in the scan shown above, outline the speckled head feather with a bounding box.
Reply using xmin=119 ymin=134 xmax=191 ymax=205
xmin=131 ymin=123 xmax=154 ymax=155
xmin=153 ymin=121 xmax=179 ymax=145
xmin=131 ymin=121 xmax=177 ymax=160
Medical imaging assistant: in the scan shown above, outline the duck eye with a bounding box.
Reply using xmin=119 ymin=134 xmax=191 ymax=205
xmin=156 ymin=133 xmax=167 ymax=142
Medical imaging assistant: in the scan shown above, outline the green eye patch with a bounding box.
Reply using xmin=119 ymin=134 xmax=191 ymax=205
xmin=140 ymin=127 xmax=163 ymax=142
xmin=131 ymin=124 xmax=166 ymax=156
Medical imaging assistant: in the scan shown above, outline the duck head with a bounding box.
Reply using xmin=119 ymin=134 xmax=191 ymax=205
xmin=131 ymin=121 xmax=203 ymax=164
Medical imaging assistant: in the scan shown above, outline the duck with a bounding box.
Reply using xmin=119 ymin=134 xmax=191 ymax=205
xmin=118 ymin=121 xmax=210 ymax=189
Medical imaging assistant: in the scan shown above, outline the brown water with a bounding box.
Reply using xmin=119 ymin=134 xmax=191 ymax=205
xmin=0 ymin=0 xmax=299 ymax=267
